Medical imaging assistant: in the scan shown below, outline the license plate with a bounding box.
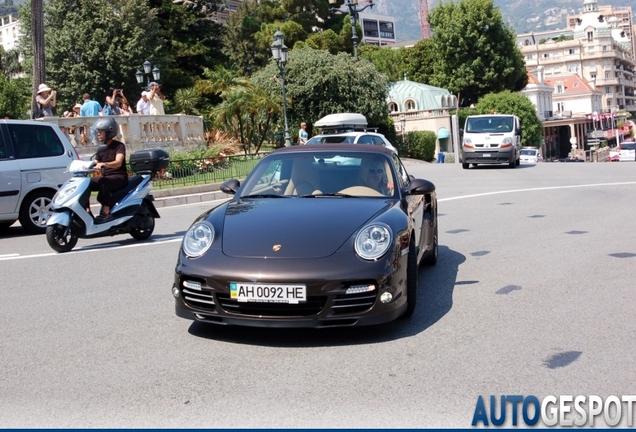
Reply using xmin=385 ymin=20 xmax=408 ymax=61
xmin=483 ymin=153 xmax=491 ymax=157
xmin=229 ymin=282 xmax=306 ymax=304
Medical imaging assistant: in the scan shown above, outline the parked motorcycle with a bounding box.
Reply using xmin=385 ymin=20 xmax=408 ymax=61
xmin=45 ymin=147 xmax=169 ymax=252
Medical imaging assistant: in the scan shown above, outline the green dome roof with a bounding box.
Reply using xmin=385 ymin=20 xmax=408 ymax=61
xmin=388 ymin=79 xmax=455 ymax=111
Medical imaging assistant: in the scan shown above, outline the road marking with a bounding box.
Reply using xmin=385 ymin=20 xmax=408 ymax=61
xmin=0 ymin=237 xmax=182 ymax=261
xmin=6 ymin=181 xmax=636 ymax=262
xmin=438 ymin=181 xmax=636 ymax=202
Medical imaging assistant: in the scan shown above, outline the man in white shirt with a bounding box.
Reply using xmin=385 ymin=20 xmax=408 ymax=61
xmin=136 ymin=91 xmax=150 ymax=115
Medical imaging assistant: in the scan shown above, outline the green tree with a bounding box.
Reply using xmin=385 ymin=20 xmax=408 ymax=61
xmin=251 ymin=47 xmax=389 ymax=135
xmin=475 ymin=90 xmax=543 ymax=147
xmin=403 ymin=37 xmax=436 ymax=85
xmin=20 ymin=0 xmax=162 ymax=111
xmin=150 ymin=0 xmax=227 ymax=91
xmin=359 ymin=45 xmax=408 ymax=82
xmin=427 ymin=0 xmax=528 ymax=107
xmin=223 ymin=0 xmax=269 ymax=76
xmin=0 ymin=75 xmax=30 ymax=119
xmin=223 ymin=0 xmax=353 ymax=76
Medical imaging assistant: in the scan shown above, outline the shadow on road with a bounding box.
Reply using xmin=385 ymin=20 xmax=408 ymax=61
xmin=187 ymin=245 xmax=466 ymax=347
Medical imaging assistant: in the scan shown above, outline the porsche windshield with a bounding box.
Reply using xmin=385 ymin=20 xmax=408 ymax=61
xmin=240 ymin=152 xmax=397 ymax=198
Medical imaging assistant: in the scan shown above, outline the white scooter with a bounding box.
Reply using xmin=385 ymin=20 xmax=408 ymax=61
xmin=45 ymin=146 xmax=168 ymax=252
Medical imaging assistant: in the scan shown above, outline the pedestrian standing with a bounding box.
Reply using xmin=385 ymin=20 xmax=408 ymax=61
xmin=147 ymin=82 xmax=165 ymax=115
xmin=298 ymin=122 xmax=308 ymax=144
xmin=79 ymin=93 xmax=102 ymax=146
xmin=136 ymin=91 xmax=150 ymax=115
xmin=35 ymin=83 xmax=56 ymax=117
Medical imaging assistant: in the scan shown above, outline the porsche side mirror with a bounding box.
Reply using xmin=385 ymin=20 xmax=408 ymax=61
xmin=403 ymin=178 xmax=435 ymax=195
xmin=221 ymin=179 xmax=240 ymax=195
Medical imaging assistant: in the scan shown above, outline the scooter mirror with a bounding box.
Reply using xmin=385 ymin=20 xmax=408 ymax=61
xmin=96 ymin=144 xmax=109 ymax=154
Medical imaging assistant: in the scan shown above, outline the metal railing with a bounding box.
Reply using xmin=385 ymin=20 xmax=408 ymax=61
xmin=150 ymin=153 xmax=269 ymax=189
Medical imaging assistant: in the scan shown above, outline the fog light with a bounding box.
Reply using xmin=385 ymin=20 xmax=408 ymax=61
xmin=172 ymin=286 xmax=180 ymax=298
xmin=380 ymin=292 xmax=393 ymax=303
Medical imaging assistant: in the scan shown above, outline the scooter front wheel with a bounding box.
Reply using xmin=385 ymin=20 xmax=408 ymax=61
xmin=46 ymin=223 xmax=78 ymax=253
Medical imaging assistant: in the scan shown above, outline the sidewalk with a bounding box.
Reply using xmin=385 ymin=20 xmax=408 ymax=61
xmin=90 ymin=182 xmax=232 ymax=208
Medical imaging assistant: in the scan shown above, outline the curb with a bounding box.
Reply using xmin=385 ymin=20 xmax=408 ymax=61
xmin=89 ymin=181 xmax=233 ymax=208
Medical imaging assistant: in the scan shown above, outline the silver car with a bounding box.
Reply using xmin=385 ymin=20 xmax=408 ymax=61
xmin=0 ymin=120 xmax=80 ymax=233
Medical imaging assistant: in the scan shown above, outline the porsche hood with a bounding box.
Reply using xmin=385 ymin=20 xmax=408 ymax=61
xmin=221 ymin=198 xmax=391 ymax=258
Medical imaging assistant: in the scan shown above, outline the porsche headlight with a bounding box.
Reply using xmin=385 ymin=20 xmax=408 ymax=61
xmin=183 ymin=221 xmax=215 ymax=258
xmin=355 ymin=223 xmax=392 ymax=261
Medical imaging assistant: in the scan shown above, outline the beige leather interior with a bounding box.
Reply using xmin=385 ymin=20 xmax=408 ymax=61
xmin=284 ymin=158 xmax=322 ymax=195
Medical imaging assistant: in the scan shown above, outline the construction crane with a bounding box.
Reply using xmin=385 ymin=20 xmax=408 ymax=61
xmin=419 ymin=0 xmax=431 ymax=38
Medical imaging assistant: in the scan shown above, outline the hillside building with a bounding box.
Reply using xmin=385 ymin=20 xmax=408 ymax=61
xmin=0 ymin=15 xmax=20 ymax=51
xmin=518 ymin=0 xmax=636 ymax=115
xmin=358 ymin=11 xmax=397 ymax=46
xmin=567 ymin=2 xmax=634 ymax=58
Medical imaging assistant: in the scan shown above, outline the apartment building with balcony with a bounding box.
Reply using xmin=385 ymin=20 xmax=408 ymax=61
xmin=0 ymin=14 xmax=21 ymax=52
xmin=567 ymin=2 xmax=634 ymax=58
xmin=358 ymin=11 xmax=397 ymax=46
xmin=210 ymin=0 xmax=243 ymax=24
xmin=517 ymin=0 xmax=636 ymax=114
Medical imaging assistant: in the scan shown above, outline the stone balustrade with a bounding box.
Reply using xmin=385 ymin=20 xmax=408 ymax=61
xmin=38 ymin=114 xmax=206 ymax=156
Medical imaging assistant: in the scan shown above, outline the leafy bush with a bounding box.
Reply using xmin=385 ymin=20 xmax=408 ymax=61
xmin=392 ymin=134 xmax=410 ymax=157
xmin=407 ymin=131 xmax=437 ymax=161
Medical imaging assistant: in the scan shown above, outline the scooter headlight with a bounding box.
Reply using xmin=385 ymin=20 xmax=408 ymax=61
xmin=54 ymin=185 xmax=78 ymax=204
xmin=183 ymin=221 xmax=215 ymax=258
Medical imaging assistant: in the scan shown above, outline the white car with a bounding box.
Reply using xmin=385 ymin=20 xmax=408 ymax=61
xmin=0 ymin=120 xmax=80 ymax=233
xmin=618 ymin=142 xmax=635 ymax=162
xmin=307 ymin=113 xmax=398 ymax=154
xmin=519 ymin=148 xmax=539 ymax=164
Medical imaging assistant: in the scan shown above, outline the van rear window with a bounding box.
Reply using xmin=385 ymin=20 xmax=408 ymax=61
xmin=8 ymin=124 xmax=65 ymax=159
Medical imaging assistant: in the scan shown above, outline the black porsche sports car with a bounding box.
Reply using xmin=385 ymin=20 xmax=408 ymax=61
xmin=172 ymin=144 xmax=438 ymax=328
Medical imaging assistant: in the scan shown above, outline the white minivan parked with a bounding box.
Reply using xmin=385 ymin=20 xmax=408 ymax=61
xmin=0 ymin=120 xmax=80 ymax=233
xmin=619 ymin=141 xmax=635 ymax=162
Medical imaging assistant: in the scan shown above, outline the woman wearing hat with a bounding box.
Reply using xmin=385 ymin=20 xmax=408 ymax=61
xmin=35 ymin=84 xmax=57 ymax=117
xmin=35 ymin=83 xmax=56 ymax=117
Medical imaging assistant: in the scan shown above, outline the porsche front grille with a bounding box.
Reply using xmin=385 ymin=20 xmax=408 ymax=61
xmin=332 ymin=292 xmax=377 ymax=315
xmin=182 ymin=288 xmax=215 ymax=311
xmin=217 ymin=294 xmax=327 ymax=317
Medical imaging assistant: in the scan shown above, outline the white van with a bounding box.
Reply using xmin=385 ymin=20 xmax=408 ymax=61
xmin=460 ymin=114 xmax=521 ymax=169
xmin=0 ymin=120 xmax=80 ymax=233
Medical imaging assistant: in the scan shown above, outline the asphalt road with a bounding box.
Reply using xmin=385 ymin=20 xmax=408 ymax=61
xmin=1 ymin=160 xmax=636 ymax=428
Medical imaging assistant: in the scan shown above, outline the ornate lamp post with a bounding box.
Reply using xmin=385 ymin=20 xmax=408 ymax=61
xmin=135 ymin=60 xmax=161 ymax=89
xmin=271 ymin=30 xmax=292 ymax=147
xmin=328 ymin=0 xmax=375 ymax=60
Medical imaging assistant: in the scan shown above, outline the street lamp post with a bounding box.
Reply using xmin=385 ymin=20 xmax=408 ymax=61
xmin=135 ymin=60 xmax=161 ymax=89
xmin=271 ymin=30 xmax=292 ymax=147
xmin=329 ymin=0 xmax=375 ymax=60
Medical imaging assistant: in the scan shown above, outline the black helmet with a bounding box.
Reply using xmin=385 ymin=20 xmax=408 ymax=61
xmin=93 ymin=117 xmax=119 ymax=141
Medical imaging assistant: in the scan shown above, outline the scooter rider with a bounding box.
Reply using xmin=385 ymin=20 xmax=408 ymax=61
xmin=90 ymin=117 xmax=128 ymax=222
